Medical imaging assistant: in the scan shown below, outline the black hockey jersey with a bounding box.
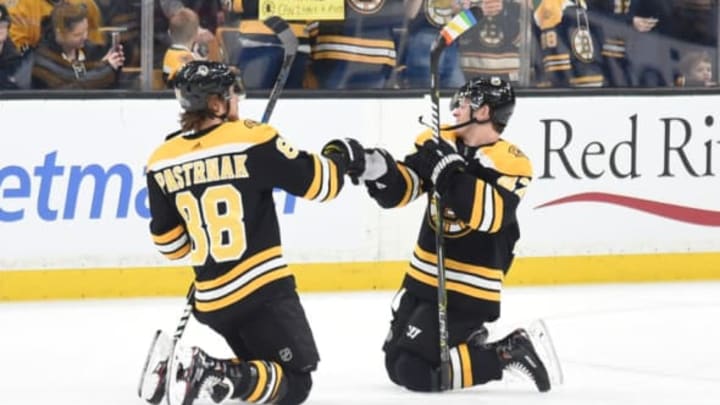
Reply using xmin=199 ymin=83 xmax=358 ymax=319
xmin=146 ymin=120 xmax=347 ymax=315
xmin=311 ymin=0 xmax=403 ymax=68
xmin=368 ymin=129 xmax=532 ymax=321
xmin=459 ymin=0 xmax=523 ymax=82
xmin=534 ymin=0 xmax=605 ymax=87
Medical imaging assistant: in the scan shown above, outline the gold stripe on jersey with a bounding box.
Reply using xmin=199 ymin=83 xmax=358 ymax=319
xmin=303 ymin=155 xmax=322 ymax=199
xmin=397 ymin=164 xmax=422 ymax=207
xmin=569 ymin=75 xmax=604 ymax=87
xmin=247 ymin=360 xmax=268 ymax=402
xmin=460 ymin=52 xmax=520 ymax=76
xmin=194 ymin=246 xmax=291 ymax=312
xmin=302 ymin=154 xmax=341 ymax=202
xmin=543 ymin=53 xmax=571 ymax=72
xmin=270 ymin=362 xmax=284 ymax=399
xmin=196 ymin=246 xmax=282 ymax=289
xmin=409 ymin=246 xmax=503 ymax=301
xmin=467 ymin=181 xmax=504 ymax=233
xmin=313 ymin=35 xmax=396 ymax=66
xmin=195 ymin=268 xmax=292 ymax=312
xmin=449 ymin=343 xmax=473 ymax=388
xmin=147 ymin=122 xmax=276 ymax=169
xmin=601 ymin=39 xmax=625 ymax=59
xmin=165 ymin=243 xmax=191 ymax=260
xmin=152 ymin=224 xmax=191 ymax=260
xmin=152 ymin=224 xmax=185 ymax=244
xmin=242 ymin=360 xmax=284 ymax=404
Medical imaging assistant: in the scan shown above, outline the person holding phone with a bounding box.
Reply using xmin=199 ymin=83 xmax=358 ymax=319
xmin=31 ymin=3 xmax=125 ymax=89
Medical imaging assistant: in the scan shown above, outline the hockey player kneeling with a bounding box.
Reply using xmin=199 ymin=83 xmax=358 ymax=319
xmin=139 ymin=60 xmax=367 ymax=405
xmin=348 ymin=76 xmax=563 ymax=394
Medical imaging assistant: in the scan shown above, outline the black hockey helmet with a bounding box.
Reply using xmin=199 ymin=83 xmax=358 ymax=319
xmin=173 ymin=61 xmax=245 ymax=112
xmin=450 ymin=76 xmax=515 ymax=127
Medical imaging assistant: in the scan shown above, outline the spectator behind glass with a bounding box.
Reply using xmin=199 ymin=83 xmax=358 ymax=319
xmin=585 ymin=0 xmax=634 ymax=87
xmin=397 ymin=0 xmax=466 ymax=89
xmin=153 ymin=0 xmax=222 ymax=88
xmin=95 ymin=1 xmax=141 ymax=70
xmin=458 ymin=0 xmax=523 ymax=84
xmin=216 ymin=1 xmax=310 ymax=90
xmin=675 ymin=51 xmax=715 ymax=87
xmin=162 ymin=7 xmax=202 ymax=86
xmin=309 ymin=0 xmax=403 ymax=89
xmin=31 ymin=2 xmax=124 ymax=89
xmin=5 ymin=0 xmax=104 ymax=54
xmin=627 ymin=1 xmax=717 ymax=88
xmin=0 ymin=3 xmax=21 ymax=89
xmin=533 ymin=0 xmax=605 ymax=87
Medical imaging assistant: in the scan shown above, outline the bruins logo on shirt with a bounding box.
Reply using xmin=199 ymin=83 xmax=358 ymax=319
xmin=571 ymin=27 xmax=594 ymax=63
xmin=348 ymin=0 xmax=385 ymax=14
xmin=425 ymin=0 xmax=454 ymax=27
xmin=427 ymin=195 xmax=472 ymax=238
xmin=478 ymin=18 xmax=504 ymax=48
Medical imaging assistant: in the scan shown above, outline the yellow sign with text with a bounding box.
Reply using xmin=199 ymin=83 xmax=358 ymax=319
xmin=259 ymin=0 xmax=345 ymax=21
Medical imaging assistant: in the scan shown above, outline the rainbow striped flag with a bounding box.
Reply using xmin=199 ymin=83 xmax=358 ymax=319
xmin=439 ymin=9 xmax=478 ymax=45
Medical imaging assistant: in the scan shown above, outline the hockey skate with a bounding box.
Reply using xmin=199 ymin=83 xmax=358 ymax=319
xmin=495 ymin=328 xmax=552 ymax=392
xmin=138 ymin=330 xmax=172 ymax=404
xmin=168 ymin=346 xmax=234 ymax=405
xmin=526 ymin=319 xmax=563 ymax=387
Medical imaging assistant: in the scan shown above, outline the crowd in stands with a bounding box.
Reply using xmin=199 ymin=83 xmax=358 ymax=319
xmin=0 ymin=0 xmax=717 ymax=91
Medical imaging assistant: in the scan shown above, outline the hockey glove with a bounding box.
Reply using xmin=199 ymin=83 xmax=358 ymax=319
xmin=404 ymin=139 xmax=465 ymax=194
xmin=358 ymin=148 xmax=395 ymax=183
xmin=321 ymin=138 xmax=366 ymax=184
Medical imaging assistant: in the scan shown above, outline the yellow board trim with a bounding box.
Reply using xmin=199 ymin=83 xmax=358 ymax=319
xmin=2 ymin=252 xmax=720 ymax=301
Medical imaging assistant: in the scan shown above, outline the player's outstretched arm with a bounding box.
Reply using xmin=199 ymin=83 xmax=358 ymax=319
xmin=362 ymin=148 xmax=424 ymax=209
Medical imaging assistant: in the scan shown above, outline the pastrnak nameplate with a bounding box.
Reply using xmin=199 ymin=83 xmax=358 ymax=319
xmin=259 ymin=0 xmax=345 ymax=21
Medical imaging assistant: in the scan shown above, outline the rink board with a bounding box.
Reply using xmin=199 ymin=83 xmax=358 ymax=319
xmin=1 ymin=96 xmax=719 ymax=299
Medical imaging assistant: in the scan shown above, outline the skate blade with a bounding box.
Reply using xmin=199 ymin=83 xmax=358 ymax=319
xmin=527 ymin=319 xmax=564 ymax=386
xmin=167 ymin=346 xmax=193 ymax=405
xmin=138 ymin=329 xmax=172 ymax=402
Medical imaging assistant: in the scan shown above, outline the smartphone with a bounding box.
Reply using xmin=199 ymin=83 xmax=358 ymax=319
xmin=111 ymin=32 xmax=120 ymax=52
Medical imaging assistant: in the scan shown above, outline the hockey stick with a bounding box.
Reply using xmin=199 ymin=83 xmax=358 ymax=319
xmin=429 ymin=7 xmax=480 ymax=392
xmin=160 ymin=285 xmax=195 ymax=405
xmin=137 ymin=285 xmax=195 ymax=404
xmin=261 ymin=15 xmax=299 ymax=123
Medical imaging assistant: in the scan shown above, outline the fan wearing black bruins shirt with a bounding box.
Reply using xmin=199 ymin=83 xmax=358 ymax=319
xmin=142 ymin=61 xmax=365 ymax=405
xmin=352 ymin=77 xmax=554 ymax=394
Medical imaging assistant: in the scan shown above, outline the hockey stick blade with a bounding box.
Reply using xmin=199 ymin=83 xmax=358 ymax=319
xmin=138 ymin=329 xmax=172 ymax=404
xmin=261 ymin=16 xmax=299 ymax=123
xmin=157 ymin=287 xmax=195 ymax=405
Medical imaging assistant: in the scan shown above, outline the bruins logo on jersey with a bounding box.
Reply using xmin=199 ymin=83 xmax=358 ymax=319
xmin=427 ymin=195 xmax=472 ymax=238
xmin=425 ymin=0 xmax=454 ymax=27
xmin=347 ymin=0 xmax=385 ymax=14
xmin=507 ymin=144 xmax=527 ymax=159
xmin=478 ymin=18 xmax=504 ymax=48
xmin=571 ymin=27 xmax=594 ymax=63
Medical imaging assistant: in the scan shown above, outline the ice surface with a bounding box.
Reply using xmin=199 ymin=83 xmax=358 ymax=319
xmin=1 ymin=281 xmax=719 ymax=405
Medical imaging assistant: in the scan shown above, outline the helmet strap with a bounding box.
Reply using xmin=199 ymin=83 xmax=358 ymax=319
xmin=443 ymin=105 xmax=492 ymax=130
